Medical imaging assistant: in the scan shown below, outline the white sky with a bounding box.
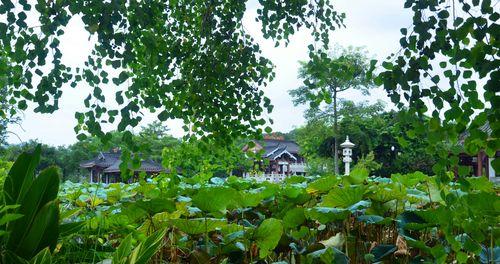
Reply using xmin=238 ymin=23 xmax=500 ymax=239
xmin=6 ymin=0 xmax=411 ymax=146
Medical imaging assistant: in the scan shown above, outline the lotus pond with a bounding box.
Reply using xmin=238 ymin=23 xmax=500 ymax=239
xmin=52 ymin=168 xmax=499 ymax=263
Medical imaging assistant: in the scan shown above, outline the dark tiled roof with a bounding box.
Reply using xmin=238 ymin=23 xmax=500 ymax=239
xmin=458 ymin=122 xmax=493 ymax=146
xmin=103 ymin=159 xmax=164 ymax=173
xmin=80 ymin=151 xmax=164 ymax=173
xmin=256 ymin=139 xmax=300 ymax=159
xmin=80 ymin=152 xmax=121 ymax=168
xmin=267 ymin=146 xmax=287 ymax=160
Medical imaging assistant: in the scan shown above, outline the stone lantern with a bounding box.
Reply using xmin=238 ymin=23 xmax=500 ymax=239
xmin=340 ymin=136 xmax=355 ymax=175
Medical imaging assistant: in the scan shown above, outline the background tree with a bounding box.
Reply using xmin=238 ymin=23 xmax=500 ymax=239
xmin=374 ymin=0 xmax=499 ymax=179
xmin=0 ymin=159 xmax=12 ymax=188
xmin=162 ymin=140 xmax=252 ymax=182
xmin=292 ymin=120 xmax=334 ymax=174
xmin=0 ymin=140 xmax=66 ymax=175
xmin=291 ymin=101 xmax=438 ymax=176
xmin=289 ymin=46 xmax=374 ymax=175
xmin=0 ymin=123 xmax=180 ymax=181
xmin=137 ymin=121 xmax=179 ymax=162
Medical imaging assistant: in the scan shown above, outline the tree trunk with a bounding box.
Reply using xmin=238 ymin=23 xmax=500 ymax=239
xmin=333 ymin=89 xmax=339 ymax=175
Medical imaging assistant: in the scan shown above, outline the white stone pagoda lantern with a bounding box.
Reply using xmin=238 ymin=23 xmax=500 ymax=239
xmin=340 ymin=136 xmax=355 ymax=175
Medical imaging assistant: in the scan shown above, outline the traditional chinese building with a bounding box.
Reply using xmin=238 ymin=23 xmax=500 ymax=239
xmin=457 ymin=122 xmax=499 ymax=183
xmin=79 ymin=148 xmax=164 ymax=183
xmin=242 ymin=135 xmax=307 ymax=182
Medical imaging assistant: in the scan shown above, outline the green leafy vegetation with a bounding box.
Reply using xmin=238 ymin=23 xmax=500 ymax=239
xmin=290 ymin=100 xmax=439 ymax=176
xmin=290 ymin=46 xmax=374 ymax=175
xmin=3 ymin=147 xmax=496 ymax=263
xmin=4 ymin=148 xmax=490 ymax=263
xmin=372 ymin=0 xmax=499 ymax=178
xmin=1 ymin=145 xmax=60 ymax=262
xmin=0 ymin=0 xmax=498 ymax=263
xmin=0 ymin=0 xmax=342 ymax=145
xmin=0 ymin=123 xmax=179 ymax=181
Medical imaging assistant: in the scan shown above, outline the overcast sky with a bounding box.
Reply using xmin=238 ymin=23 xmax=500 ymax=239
xmin=6 ymin=1 xmax=411 ymax=146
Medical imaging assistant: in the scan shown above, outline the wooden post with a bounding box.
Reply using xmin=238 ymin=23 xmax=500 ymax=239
xmin=485 ymin=156 xmax=490 ymax=179
xmin=477 ymin=151 xmax=483 ymax=177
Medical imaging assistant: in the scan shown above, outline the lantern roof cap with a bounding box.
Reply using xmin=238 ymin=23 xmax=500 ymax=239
xmin=340 ymin=136 xmax=355 ymax=148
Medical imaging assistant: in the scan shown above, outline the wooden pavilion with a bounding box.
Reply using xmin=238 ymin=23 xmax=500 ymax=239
xmin=79 ymin=148 xmax=164 ymax=183
xmin=457 ymin=123 xmax=499 ymax=183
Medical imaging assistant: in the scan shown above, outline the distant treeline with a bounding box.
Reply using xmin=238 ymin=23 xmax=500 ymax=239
xmin=0 ymin=122 xmax=180 ymax=181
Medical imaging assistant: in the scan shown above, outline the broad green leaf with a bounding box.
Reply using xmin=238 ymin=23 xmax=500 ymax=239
xmin=15 ymin=201 xmax=59 ymax=259
xmin=465 ymin=177 xmax=493 ymax=192
xmin=368 ymin=183 xmax=406 ymax=202
xmin=370 ymin=244 xmax=396 ymax=262
xmin=134 ymin=197 xmax=176 ymax=214
xmin=306 ymin=175 xmax=340 ymax=194
xmin=343 ymin=167 xmax=368 ymax=185
xmin=307 ymin=247 xmax=348 ymax=264
xmin=430 ymin=245 xmax=447 ymax=263
xmin=406 ymin=188 xmax=430 ymax=203
xmin=59 ymin=221 xmax=85 ymax=237
xmin=391 ymin=171 xmax=428 ymax=187
xmin=283 ymin=207 xmax=305 ymax=229
xmin=7 ymin=166 xmax=60 ymax=256
xmin=320 ymin=185 xmax=365 ymax=208
xmin=3 ymin=145 xmax=41 ymax=205
xmin=347 ymin=200 xmax=371 ymax=212
xmin=254 ymin=218 xmax=283 ymax=258
xmin=192 ymin=187 xmax=241 ymax=214
xmin=357 ymin=215 xmax=391 ymax=225
xmin=239 ymin=191 xmax=264 ymax=207
xmin=170 ymin=218 xmax=227 ymax=235
xmin=397 ymin=210 xmax=438 ymax=236
xmin=305 ymin=207 xmax=349 ymax=224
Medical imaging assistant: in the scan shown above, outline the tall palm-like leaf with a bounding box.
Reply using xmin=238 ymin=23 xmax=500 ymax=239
xmin=1 ymin=145 xmax=60 ymax=261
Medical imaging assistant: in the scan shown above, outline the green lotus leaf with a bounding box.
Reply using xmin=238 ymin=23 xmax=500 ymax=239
xmin=171 ymin=218 xmax=227 ymax=235
xmin=192 ymin=186 xmax=241 ymax=214
xmin=283 ymin=207 xmax=305 ymax=229
xmin=357 ymin=215 xmax=391 ymax=225
xmin=320 ymin=185 xmax=365 ymax=208
xmin=343 ymin=167 xmax=369 ymax=185
xmin=370 ymin=244 xmax=396 ymax=262
xmin=306 ymin=175 xmax=340 ymax=194
xmin=307 ymin=246 xmax=348 ymax=264
xmin=305 ymin=207 xmax=349 ymax=224
xmin=254 ymin=218 xmax=283 ymax=258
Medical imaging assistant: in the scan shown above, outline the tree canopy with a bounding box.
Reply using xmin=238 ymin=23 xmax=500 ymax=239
xmin=374 ymin=0 xmax=499 ymax=179
xmin=290 ymin=46 xmax=374 ymax=174
xmin=0 ymin=0 xmax=344 ymax=145
xmin=290 ymin=46 xmax=373 ymax=110
xmin=291 ymin=100 xmax=438 ymax=176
